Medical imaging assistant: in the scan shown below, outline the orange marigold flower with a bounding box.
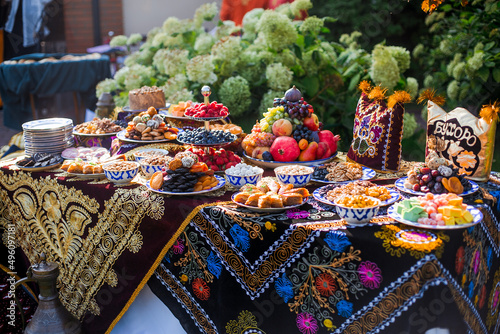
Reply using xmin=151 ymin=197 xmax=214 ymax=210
xmin=421 ymin=0 xmax=444 ymax=13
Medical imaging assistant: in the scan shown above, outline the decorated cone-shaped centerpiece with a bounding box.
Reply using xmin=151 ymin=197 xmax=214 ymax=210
xmin=347 ymin=81 xmax=412 ymax=172
xmin=419 ymin=89 xmax=499 ymax=182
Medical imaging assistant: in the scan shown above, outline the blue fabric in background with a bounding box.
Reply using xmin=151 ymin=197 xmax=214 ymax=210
xmin=0 ymin=53 xmax=111 ymax=130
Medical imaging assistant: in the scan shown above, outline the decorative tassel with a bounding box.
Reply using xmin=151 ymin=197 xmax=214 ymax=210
xmin=417 ymin=89 xmax=446 ymax=106
xmin=368 ymin=86 xmax=387 ymax=101
xmin=387 ymin=91 xmax=412 ymax=109
xmin=479 ymin=101 xmax=499 ymax=124
xmin=358 ymin=80 xmax=372 ymax=95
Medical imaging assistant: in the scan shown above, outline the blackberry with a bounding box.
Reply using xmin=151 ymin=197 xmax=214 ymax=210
xmin=312 ymin=166 xmax=328 ymax=180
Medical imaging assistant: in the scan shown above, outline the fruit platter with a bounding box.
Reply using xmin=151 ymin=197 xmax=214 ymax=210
xmin=311 ymin=162 xmax=376 ymax=184
xmin=395 ymin=164 xmax=478 ymax=196
xmin=313 ymin=181 xmax=400 ymax=207
xmin=147 ymin=150 xmax=225 ymax=195
xmin=187 ymin=147 xmax=241 ymax=172
xmin=73 ymin=118 xmax=123 ymax=136
xmin=242 ymin=86 xmax=340 ymax=168
xmin=118 ymin=106 xmax=179 ymax=143
xmin=388 ymin=193 xmax=482 ymax=229
xmin=176 ymin=128 xmax=236 ymax=147
xmin=231 ymin=178 xmax=310 ymax=212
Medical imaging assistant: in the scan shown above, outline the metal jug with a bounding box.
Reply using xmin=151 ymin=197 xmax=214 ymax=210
xmin=15 ymin=253 xmax=83 ymax=333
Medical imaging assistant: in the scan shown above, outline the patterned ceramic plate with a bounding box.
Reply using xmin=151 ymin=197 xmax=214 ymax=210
xmin=16 ymin=159 xmax=63 ymax=172
xmin=311 ymin=166 xmax=376 ymax=184
xmin=115 ymin=130 xmax=175 ymax=144
xmin=242 ymin=151 xmax=338 ymax=169
xmin=185 ymin=115 xmax=229 ymax=122
xmin=387 ymin=204 xmax=483 ymax=230
xmin=313 ymin=185 xmax=400 ymax=207
xmin=395 ymin=177 xmax=479 ymax=197
xmin=146 ymin=175 xmax=226 ymax=196
xmin=231 ymin=193 xmax=306 ymax=212
xmin=73 ymin=130 xmax=120 ymax=137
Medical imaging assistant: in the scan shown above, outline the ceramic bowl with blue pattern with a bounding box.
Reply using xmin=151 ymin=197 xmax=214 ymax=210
xmin=140 ymin=163 xmax=164 ymax=179
xmin=103 ymin=161 xmax=140 ymax=184
xmin=334 ymin=197 xmax=381 ymax=225
xmin=274 ymin=165 xmax=314 ymax=187
xmin=225 ymin=168 xmax=264 ymax=188
xmin=133 ymin=148 xmax=169 ymax=162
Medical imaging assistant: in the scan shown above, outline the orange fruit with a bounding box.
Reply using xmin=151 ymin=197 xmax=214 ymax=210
xmin=298 ymin=138 xmax=308 ymax=150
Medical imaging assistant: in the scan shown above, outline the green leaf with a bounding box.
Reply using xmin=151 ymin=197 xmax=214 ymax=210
xmin=293 ymin=44 xmax=303 ymax=60
xmin=312 ymin=50 xmax=321 ymax=65
xmin=343 ymin=63 xmax=359 ymax=77
xmin=477 ymin=67 xmax=490 ymax=82
xmin=295 ymin=35 xmax=305 ymax=48
xmin=320 ymin=27 xmax=331 ymax=34
xmin=441 ymin=4 xmax=452 ymax=11
xmin=301 ymin=76 xmax=320 ymax=97
xmin=348 ymin=73 xmax=361 ymax=91
xmin=493 ymin=68 xmax=500 ymax=83
xmin=484 ymin=41 xmax=495 ymax=51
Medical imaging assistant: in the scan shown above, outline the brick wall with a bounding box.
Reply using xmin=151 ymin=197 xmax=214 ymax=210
xmin=63 ymin=0 xmax=124 ymax=53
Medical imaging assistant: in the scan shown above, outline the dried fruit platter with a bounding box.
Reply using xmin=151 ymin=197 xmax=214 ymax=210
xmin=145 ymin=174 xmax=225 ymax=196
xmin=116 ymin=130 xmax=176 ymax=144
xmin=395 ymin=177 xmax=479 ymax=197
xmin=311 ymin=165 xmax=376 ymax=184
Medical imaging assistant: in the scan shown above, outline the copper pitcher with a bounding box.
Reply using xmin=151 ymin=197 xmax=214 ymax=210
xmin=14 ymin=254 xmax=83 ymax=333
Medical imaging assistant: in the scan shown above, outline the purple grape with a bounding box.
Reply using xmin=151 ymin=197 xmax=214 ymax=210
xmin=434 ymin=183 xmax=443 ymax=193
xmin=420 ymin=186 xmax=429 ymax=193
xmin=413 ymin=184 xmax=421 ymax=192
xmin=431 ymin=170 xmax=440 ymax=177
xmin=435 ymin=176 xmax=443 ymax=183
xmin=427 ymin=180 xmax=435 ymax=189
xmin=422 ymin=174 xmax=431 ymax=183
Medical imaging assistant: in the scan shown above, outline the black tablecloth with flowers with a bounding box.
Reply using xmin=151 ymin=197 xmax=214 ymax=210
xmin=149 ymin=175 xmax=500 ymax=334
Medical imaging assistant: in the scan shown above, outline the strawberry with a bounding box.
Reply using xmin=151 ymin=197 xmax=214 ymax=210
xmin=211 ymin=165 xmax=219 ymax=171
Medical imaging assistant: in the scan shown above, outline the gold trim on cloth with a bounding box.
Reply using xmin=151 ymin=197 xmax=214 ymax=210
xmin=105 ymin=201 xmax=218 ymax=334
xmin=0 ymin=170 xmax=166 ymax=324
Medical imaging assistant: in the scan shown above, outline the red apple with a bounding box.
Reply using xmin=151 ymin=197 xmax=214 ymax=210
xmin=270 ymin=136 xmax=300 ymax=162
xmin=316 ymin=142 xmax=331 ymax=159
xmin=318 ymin=130 xmax=340 ymax=155
xmin=303 ymin=113 xmax=319 ymax=131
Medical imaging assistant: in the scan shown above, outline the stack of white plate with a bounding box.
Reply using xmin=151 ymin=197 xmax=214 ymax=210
xmin=22 ymin=118 xmax=75 ymax=156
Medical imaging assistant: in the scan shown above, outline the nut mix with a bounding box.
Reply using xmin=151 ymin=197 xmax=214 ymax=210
xmin=104 ymin=161 xmax=138 ymax=171
xmin=336 ymin=195 xmax=379 ymax=208
xmin=325 ymin=162 xmax=363 ymax=182
xmin=275 ymin=165 xmax=313 ymax=175
xmin=326 ymin=181 xmax=391 ymax=202
xmin=142 ymin=156 xmax=172 ymax=166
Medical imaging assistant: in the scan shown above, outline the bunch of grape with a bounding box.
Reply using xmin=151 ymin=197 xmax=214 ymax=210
xmin=259 ymin=106 xmax=291 ymax=132
xmin=292 ymin=124 xmax=315 ymax=142
xmin=413 ymin=166 xmax=471 ymax=194
xmin=243 ymin=132 xmax=276 ymax=147
xmin=273 ymin=97 xmax=311 ymax=122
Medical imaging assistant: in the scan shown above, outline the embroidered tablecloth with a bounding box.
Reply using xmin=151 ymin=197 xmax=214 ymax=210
xmin=149 ymin=177 xmax=500 ymax=334
xmin=0 ymin=159 xmax=228 ymax=333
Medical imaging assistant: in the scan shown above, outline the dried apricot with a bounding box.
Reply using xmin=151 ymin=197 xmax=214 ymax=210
xmin=447 ymin=176 xmax=464 ymax=194
xmin=164 ymin=132 xmax=177 ymax=140
xmin=150 ymin=171 xmax=164 ymax=190
xmin=168 ymin=159 xmax=182 ymax=171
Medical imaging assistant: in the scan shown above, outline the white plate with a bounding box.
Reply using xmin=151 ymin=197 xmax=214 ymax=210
xmin=61 ymin=147 xmax=110 ymax=160
xmin=22 ymin=118 xmax=73 ymax=131
xmin=115 ymin=130 xmax=175 ymax=144
xmin=313 ymin=185 xmax=400 ymax=207
xmin=395 ymin=177 xmax=479 ymax=197
xmin=242 ymin=151 xmax=338 ymax=169
xmin=146 ymin=175 xmax=225 ymax=195
xmin=311 ymin=166 xmax=376 ymax=184
xmin=387 ymin=204 xmax=483 ymax=230
xmin=231 ymin=193 xmax=306 ymax=212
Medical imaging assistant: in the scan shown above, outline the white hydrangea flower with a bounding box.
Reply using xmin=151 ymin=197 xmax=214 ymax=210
xmin=161 ymin=74 xmax=188 ymax=99
xmin=447 ymin=80 xmax=460 ymax=100
xmin=194 ymin=33 xmax=215 ymax=54
xmin=387 ymin=46 xmax=410 ymax=73
xmin=290 ymin=0 xmax=312 ymax=17
xmin=110 ymin=35 xmax=127 ymax=47
xmin=256 ymin=10 xmax=297 ymax=51
xmin=167 ymin=88 xmax=194 ymax=103
xmin=127 ymin=33 xmax=142 ymax=46
xmin=186 ymin=55 xmax=217 ymax=84
xmin=266 ymin=63 xmax=293 ymax=91
xmin=406 ymin=77 xmax=419 ymax=99
xmin=163 ymin=49 xmax=189 ymax=76
xmin=242 ymin=8 xmax=264 ymax=35
xmin=369 ymin=44 xmax=400 ymax=91
xmin=96 ymin=78 xmax=117 ymax=98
